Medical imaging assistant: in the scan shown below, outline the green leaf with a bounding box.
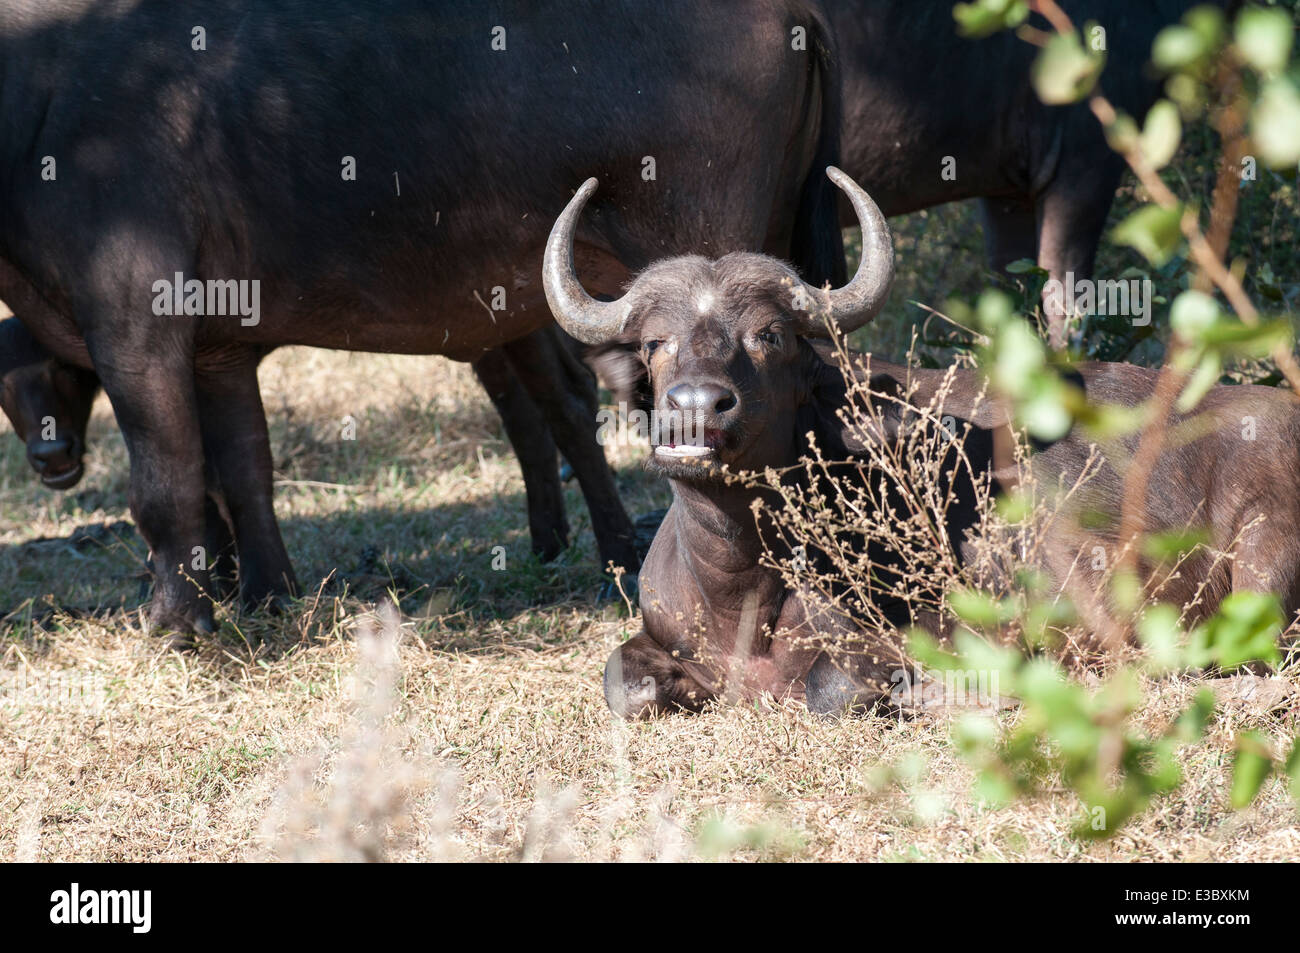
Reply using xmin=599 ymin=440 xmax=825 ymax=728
xmin=1199 ymin=318 xmax=1291 ymax=356
xmin=1095 ymin=668 xmax=1143 ymax=718
xmin=953 ymin=713 xmax=1000 ymax=755
xmin=1166 ymin=72 xmax=1207 ymax=115
xmin=1004 ymin=258 xmax=1040 ymax=275
xmin=1111 ymin=203 xmax=1183 ymax=266
xmin=1153 ymin=24 xmax=1210 ymax=72
xmin=952 ymin=629 xmax=1024 ymax=686
xmin=953 ymin=0 xmax=1030 ymax=38
xmin=1184 ymin=5 xmax=1226 ymax=53
xmin=1252 ymin=77 xmax=1300 ymax=169
xmin=975 ymin=289 xmax=1016 ymax=332
xmin=1192 ymin=591 xmax=1284 ymax=670
xmin=1147 ymin=738 xmax=1185 ymax=792
xmin=1074 ymin=400 xmax=1144 ymax=440
xmin=1172 ymin=690 xmax=1216 ymax=744
xmin=1018 ymin=663 xmax=1098 ymax=761
xmin=1022 ymin=597 xmax=1078 ymax=647
xmin=1235 ymin=5 xmax=1293 ymax=76
xmin=1285 ymin=736 xmax=1300 ymax=808
xmin=996 ymin=489 xmax=1034 ymax=522
xmin=1230 ymin=730 xmax=1274 ymax=809
xmin=1137 ymin=604 xmax=1184 ymax=673
xmin=1103 ymin=111 xmax=1140 ymax=154
xmin=1110 ymin=568 xmax=1143 ymax=615
xmin=1143 ymin=528 xmax=1211 ymax=563
xmin=948 ymin=588 xmax=1014 ymax=629
xmin=906 ymin=628 xmax=964 ymax=673
xmin=989 ymin=321 xmax=1046 ymax=398
xmin=1169 ymin=289 xmax=1221 ymax=342
xmin=972 ymin=768 xmax=1016 ymax=807
xmin=1176 ymin=350 xmax=1222 ymax=412
xmin=1140 ymin=100 xmax=1182 ymax=169
xmin=1020 ymin=377 xmax=1074 ymax=440
xmin=1032 ymin=30 xmax=1105 ymax=105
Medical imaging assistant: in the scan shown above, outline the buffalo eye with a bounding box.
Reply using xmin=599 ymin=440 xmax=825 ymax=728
xmin=643 ymin=339 xmax=664 ymax=357
xmin=755 ymin=328 xmax=782 ymax=348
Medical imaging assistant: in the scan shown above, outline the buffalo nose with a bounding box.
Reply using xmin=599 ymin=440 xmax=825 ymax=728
xmin=29 ymin=438 xmax=76 ymax=473
xmin=665 ymin=382 xmax=737 ymax=416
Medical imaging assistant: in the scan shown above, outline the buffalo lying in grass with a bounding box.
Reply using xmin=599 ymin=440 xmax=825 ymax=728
xmin=542 ymin=167 xmax=1300 ymax=718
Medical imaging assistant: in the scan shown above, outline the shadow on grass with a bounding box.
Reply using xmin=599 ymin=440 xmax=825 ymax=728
xmin=0 ymin=478 xmax=660 ymax=661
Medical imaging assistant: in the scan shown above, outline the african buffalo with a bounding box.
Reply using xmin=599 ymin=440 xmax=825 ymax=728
xmin=830 ymin=0 xmax=1239 ymax=345
xmin=543 ymin=167 xmax=1300 ymax=717
xmin=0 ymin=0 xmax=844 ymax=639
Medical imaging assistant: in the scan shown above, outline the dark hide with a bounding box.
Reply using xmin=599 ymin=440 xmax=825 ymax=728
xmin=828 ymin=0 xmax=1240 ymax=344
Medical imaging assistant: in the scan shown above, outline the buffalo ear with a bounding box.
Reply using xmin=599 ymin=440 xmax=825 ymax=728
xmin=801 ymin=342 xmax=905 ymax=456
xmin=587 ymin=340 xmax=652 ymax=414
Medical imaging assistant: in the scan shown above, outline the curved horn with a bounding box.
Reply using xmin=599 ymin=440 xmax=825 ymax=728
xmin=542 ymin=178 xmax=631 ymax=345
xmin=797 ymin=166 xmax=894 ymax=333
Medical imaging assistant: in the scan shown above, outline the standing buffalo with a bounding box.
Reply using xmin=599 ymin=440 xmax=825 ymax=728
xmin=0 ymin=1 xmax=844 ymax=640
xmin=544 ymin=168 xmax=1300 ymax=717
xmin=828 ymin=0 xmax=1237 ymax=344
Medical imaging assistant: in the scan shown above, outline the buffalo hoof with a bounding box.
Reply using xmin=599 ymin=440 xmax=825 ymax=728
xmin=603 ymin=653 xmax=659 ymax=719
xmin=146 ymin=602 xmax=215 ymax=652
xmin=603 ymin=636 xmax=711 ymax=719
xmin=160 ymin=629 xmax=198 ymax=652
xmin=805 ymin=655 xmax=889 ymax=717
xmin=242 ymin=588 xmax=297 ymax=618
xmin=533 ymin=534 xmax=568 ymax=564
xmin=209 ymin=566 xmax=239 ymax=602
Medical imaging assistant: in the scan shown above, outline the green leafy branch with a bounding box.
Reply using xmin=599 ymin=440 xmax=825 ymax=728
xmin=915 ymin=1 xmax=1300 ymax=838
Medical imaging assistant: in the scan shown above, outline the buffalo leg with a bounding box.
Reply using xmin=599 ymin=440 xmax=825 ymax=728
xmin=804 ymin=652 xmax=894 ymax=716
xmin=472 ymin=347 xmax=570 ymax=561
xmin=85 ymin=327 xmax=213 ymax=640
xmin=979 ymin=196 xmax=1038 ymax=275
xmin=603 ymin=634 xmax=712 ymax=718
xmin=195 ymin=360 xmax=297 ymax=607
xmin=503 ymin=327 xmax=638 ymax=574
xmin=203 ymin=487 xmax=238 ymax=600
xmin=1035 ymin=162 xmax=1124 ymax=349
xmin=1232 ymin=526 xmax=1300 ymax=629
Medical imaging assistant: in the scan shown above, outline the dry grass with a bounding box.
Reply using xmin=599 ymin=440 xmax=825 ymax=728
xmin=2 ymin=339 xmax=1299 ymax=862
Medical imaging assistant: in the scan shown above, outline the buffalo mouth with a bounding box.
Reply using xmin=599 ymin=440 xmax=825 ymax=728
xmin=654 ymin=443 xmax=714 ymax=460
xmin=652 ymin=427 xmax=728 ymax=463
xmin=39 ymin=461 xmax=85 ymax=490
